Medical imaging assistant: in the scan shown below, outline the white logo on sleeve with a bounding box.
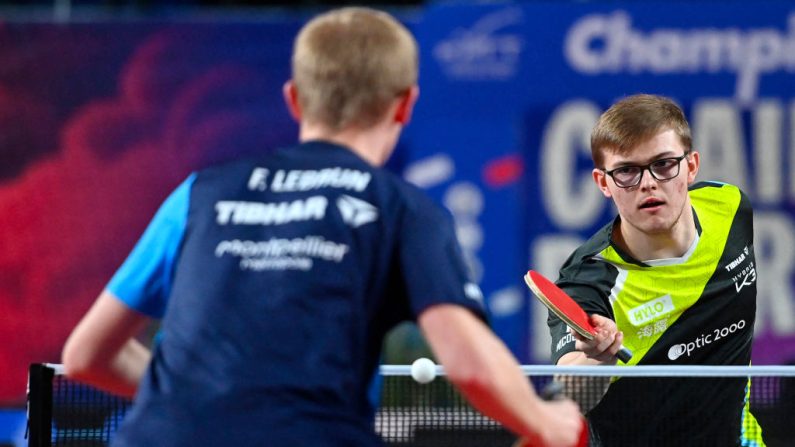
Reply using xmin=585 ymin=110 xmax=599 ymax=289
xmin=464 ymin=282 xmax=484 ymax=306
xmin=556 ymin=333 xmax=575 ymax=352
xmin=336 ymin=195 xmax=378 ymax=227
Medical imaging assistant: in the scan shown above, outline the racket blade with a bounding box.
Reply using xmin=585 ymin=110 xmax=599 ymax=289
xmin=525 ymin=270 xmax=633 ymax=363
xmin=524 ymin=271 xmax=596 ymax=340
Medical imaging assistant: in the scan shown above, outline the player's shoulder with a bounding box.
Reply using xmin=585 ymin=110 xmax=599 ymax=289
xmin=566 ymin=221 xmax=613 ymax=264
xmin=192 ymin=150 xmax=281 ymax=185
xmin=559 ymin=252 xmax=618 ymax=288
xmin=556 ymin=241 xmax=619 ymax=310
xmin=387 ymin=172 xmax=440 ymax=205
xmin=558 ymin=223 xmax=617 ymax=281
xmin=385 ymin=173 xmax=453 ymax=223
xmin=191 ymin=141 xmax=367 ymax=187
xmin=559 ymin=217 xmax=641 ymax=286
xmin=689 ymin=181 xmax=752 ymax=216
xmin=689 ymin=180 xmax=743 ymax=196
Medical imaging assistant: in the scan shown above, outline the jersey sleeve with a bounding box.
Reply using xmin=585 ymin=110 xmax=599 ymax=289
xmin=548 ymin=258 xmax=614 ymax=364
xmin=397 ymin=195 xmax=487 ymax=321
xmin=107 ymin=174 xmax=195 ymax=318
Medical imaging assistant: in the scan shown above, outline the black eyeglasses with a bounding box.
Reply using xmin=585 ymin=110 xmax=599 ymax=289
xmin=602 ymin=152 xmax=690 ymax=188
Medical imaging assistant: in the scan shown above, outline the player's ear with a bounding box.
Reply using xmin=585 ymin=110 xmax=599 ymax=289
xmin=685 ymin=150 xmax=700 ymax=184
xmin=593 ymin=168 xmax=612 ymax=198
xmin=282 ymin=80 xmax=302 ymax=122
xmin=393 ymin=86 xmax=419 ymax=125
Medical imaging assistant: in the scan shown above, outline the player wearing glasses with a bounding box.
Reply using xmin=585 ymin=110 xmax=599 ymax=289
xmin=546 ymin=94 xmax=765 ymax=446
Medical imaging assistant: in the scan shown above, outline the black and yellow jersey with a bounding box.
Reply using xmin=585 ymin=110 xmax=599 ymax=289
xmin=548 ymin=181 xmax=763 ymax=446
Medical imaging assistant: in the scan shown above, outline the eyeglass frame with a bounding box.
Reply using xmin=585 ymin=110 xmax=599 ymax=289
xmin=601 ymin=151 xmax=691 ymax=188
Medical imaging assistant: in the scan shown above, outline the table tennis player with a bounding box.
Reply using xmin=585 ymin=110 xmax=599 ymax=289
xmin=546 ymin=94 xmax=765 ymax=446
xmin=62 ymin=7 xmax=584 ymax=447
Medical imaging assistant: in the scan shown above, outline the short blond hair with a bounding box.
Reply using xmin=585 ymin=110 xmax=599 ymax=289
xmin=291 ymin=7 xmax=418 ymax=130
xmin=591 ymin=94 xmax=692 ymax=168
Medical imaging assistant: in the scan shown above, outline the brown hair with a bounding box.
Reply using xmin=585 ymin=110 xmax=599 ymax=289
xmin=591 ymin=94 xmax=692 ymax=167
xmin=291 ymin=7 xmax=418 ymax=130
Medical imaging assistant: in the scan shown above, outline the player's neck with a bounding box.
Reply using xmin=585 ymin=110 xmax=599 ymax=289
xmin=299 ymin=121 xmax=399 ymax=167
xmin=615 ymin=206 xmax=697 ymax=262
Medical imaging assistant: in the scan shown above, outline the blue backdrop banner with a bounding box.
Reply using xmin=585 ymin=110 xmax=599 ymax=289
xmin=404 ymin=1 xmax=795 ymax=364
xmin=3 ymin=3 xmax=795 ymax=411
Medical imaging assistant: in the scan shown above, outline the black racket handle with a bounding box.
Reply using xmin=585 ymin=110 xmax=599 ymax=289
xmin=529 ymin=381 xmax=590 ymax=447
xmin=540 ymin=380 xmax=565 ymax=401
xmin=617 ymin=346 xmax=633 ymax=363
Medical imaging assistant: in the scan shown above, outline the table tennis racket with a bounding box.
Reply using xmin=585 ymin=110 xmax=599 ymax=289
xmin=524 ymin=270 xmax=632 ymax=363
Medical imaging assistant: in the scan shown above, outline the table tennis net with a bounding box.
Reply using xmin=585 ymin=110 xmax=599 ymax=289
xmin=27 ymin=363 xmax=795 ymax=446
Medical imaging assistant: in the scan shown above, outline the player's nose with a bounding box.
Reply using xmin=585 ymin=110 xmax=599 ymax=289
xmin=638 ymin=167 xmax=658 ymax=190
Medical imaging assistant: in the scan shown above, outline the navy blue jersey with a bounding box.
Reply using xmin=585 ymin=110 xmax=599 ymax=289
xmin=107 ymin=141 xmax=485 ymax=446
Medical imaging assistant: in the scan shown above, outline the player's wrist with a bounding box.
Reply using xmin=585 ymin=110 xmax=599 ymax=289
xmin=591 ymin=351 xmax=618 ymax=365
xmin=518 ymin=400 xmax=552 ymax=443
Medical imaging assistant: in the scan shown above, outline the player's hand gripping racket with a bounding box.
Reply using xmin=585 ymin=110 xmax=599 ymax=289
xmin=512 ymin=381 xmax=589 ymax=447
xmin=524 ymin=270 xmax=632 ymax=363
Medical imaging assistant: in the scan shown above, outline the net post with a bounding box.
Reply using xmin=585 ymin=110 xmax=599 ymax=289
xmin=27 ymin=363 xmax=54 ymax=447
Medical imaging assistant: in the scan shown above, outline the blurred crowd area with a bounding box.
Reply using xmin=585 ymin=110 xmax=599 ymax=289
xmin=0 ymin=0 xmax=427 ymax=21
xmin=0 ymin=0 xmax=745 ymax=11
xmin=0 ymin=0 xmax=423 ymax=20
xmin=5 ymin=0 xmax=425 ymax=7
xmin=0 ymin=0 xmax=751 ymax=21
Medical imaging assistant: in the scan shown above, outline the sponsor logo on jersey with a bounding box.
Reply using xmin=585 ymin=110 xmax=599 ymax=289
xmin=336 ymin=195 xmax=379 ymax=227
xmin=733 ymin=265 xmax=757 ymax=292
xmin=627 ymin=294 xmax=675 ymax=326
xmin=723 ymin=246 xmax=756 ymax=292
xmin=215 ymin=236 xmax=350 ymax=271
xmin=215 ymin=196 xmax=327 ymax=226
xmin=724 ymin=246 xmax=749 ymax=272
xmin=556 ymin=332 xmax=575 ymax=352
xmin=730 ymin=261 xmax=756 ymax=293
xmin=637 ymin=319 xmax=668 ymax=339
xmin=667 ymin=319 xmax=747 ymax=361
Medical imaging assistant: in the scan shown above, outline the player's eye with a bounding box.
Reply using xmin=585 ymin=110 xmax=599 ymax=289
xmin=611 ymin=166 xmax=641 ymax=183
xmin=650 ymin=158 xmax=680 ymax=179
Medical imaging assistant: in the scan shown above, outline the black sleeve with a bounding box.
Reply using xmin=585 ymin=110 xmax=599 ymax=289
xmin=548 ymin=257 xmax=616 ymax=364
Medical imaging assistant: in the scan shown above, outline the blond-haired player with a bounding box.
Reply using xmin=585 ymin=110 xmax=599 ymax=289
xmin=64 ymin=7 xmax=583 ymax=447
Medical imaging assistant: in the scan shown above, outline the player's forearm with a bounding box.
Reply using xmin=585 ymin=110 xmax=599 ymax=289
xmin=555 ymin=351 xmax=610 ymax=412
xmin=419 ymin=305 xmax=552 ymax=440
xmin=99 ymin=338 xmax=151 ymax=398
xmin=557 ymin=350 xmax=614 ymax=366
xmin=62 ymin=291 xmax=153 ymax=398
xmin=63 ymin=337 xmax=150 ymax=398
xmin=445 ymin=339 xmax=553 ymax=441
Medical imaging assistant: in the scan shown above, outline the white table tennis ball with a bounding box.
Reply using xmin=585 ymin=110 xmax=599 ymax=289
xmin=410 ymin=357 xmax=437 ymax=384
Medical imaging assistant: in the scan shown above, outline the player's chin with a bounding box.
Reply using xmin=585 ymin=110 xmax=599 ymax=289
xmin=634 ymin=216 xmax=674 ymax=234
